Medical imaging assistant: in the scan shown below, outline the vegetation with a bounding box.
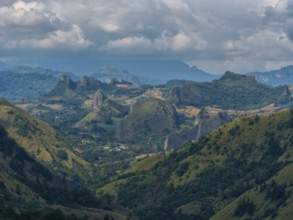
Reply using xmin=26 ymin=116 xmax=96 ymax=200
xmin=98 ymin=110 xmax=293 ymax=219
xmin=171 ymin=71 xmax=292 ymax=109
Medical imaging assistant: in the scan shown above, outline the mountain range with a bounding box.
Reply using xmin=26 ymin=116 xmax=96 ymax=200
xmin=247 ymin=65 xmax=293 ymax=87
xmin=2 ymin=61 xmax=293 ymax=219
xmin=0 ymin=66 xmax=77 ymax=101
xmin=90 ymin=60 xmax=219 ymax=85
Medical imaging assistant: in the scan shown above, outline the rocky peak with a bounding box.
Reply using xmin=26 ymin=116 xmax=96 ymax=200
xmin=92 ymin=89 xmax=106 ymax=108
xmin=58 ymin=74 xmax=75 ymax=89
xmin=78 ymin=75 xmax=94 ymax=87
xmin=164 ymin=109 xmax=232 ymax=150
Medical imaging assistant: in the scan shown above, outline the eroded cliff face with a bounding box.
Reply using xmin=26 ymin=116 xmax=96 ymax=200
xmin=164 ymin=110 xmax=232 ymax=150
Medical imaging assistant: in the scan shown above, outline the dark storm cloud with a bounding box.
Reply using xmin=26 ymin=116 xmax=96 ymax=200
xmin=0 ymin=0 xmax=293 ymax=73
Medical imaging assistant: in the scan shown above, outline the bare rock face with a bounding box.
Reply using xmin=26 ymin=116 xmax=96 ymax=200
xmin=92 ymin=89 xmax=106 ymax=108
xmin=164 ymin=110 xmax=232 ymax=150
xmin=58 ymin=74 xmax=75 ymax=90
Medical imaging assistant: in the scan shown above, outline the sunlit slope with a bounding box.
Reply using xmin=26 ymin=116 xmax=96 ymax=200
xmin=98 ymin=109 xmax=293 ymax=219
xmin=0 ymin=98 xmax=90 ymax=174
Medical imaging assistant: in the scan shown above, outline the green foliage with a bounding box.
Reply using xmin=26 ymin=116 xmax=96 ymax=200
xmin=0 ymin=207 xmax=80 ymax=220
xmin=171 ymin=71 xmax=292 ymax=109
xmin=102 ymin=110 xmax=293 ymax=220
xmin=234 ymin=197 xmax=256 ymax=217
xmin=118 ymin=98 xmax=178 ymax=148
xmin=175 ymin=162 xmax=189 ymax=177
xmin=265 ymin=180 xmax=289 ymax=201
xmin=57 ymin=149 xmax=68 ymax=160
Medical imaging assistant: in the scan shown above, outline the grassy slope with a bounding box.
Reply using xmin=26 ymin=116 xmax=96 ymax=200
xmin=0 ymin=98 xmax=90 ymax=176
xmin=0 ymin=101 xmax=128 ymax=219
xmin=75 ymin=99 xmax=128 ymax=128
xmin=98 ymin=109 xmax=293 ymax=219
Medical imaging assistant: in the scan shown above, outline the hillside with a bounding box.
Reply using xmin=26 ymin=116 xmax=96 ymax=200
xmin=248 ymin=65 xmax=293 ymax=87
xmin=117 ymin=98 xmax=179 ymax=150
xmin=98 ymin=109 xmax=293 ymax=220
xmin=0 ymin=98 xmax=90 ymax=176
xmin=0 ymin=66 xmax=77 ymax=101
xmin=0 ymin=124 xmax=130 ymax=220
xmin=171 ymin=71 xmax=292 ymax=110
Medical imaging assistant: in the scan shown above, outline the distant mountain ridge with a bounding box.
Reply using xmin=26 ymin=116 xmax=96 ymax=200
xmin=91 ymin=60 xmax=219 ymax=85
xmin=0 ymin=66 xmax=77 ymax=101
xmin=90 ymin=66 xmax=149 ymax=85
xmin=247 ymin=65 xmax=293 ymax=87
xmin=171 ymin=71 xmax=292 ymax=110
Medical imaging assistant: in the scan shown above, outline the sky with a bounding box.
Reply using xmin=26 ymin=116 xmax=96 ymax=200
xmin=1 ymin=0 xmax=293 ymax=75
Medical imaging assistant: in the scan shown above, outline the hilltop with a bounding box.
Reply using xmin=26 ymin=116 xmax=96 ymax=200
xmin=0 ymin=66 xmax=77 ymax=101
xmin=171 ymin=71 xmax=292 ymax=110
xmin=117 ymin=98 xmax=179 ymax=150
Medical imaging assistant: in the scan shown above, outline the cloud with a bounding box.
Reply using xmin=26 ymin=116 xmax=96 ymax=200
xmin=0 ymin=1 xmax=58 ymax=28
xmin=5 ymin=25 xmax=92 ymax=50
xmin=103 ymin=30 xmax=206 ymax=53
xmin=1 ymin=0 xmax=293 ymax=74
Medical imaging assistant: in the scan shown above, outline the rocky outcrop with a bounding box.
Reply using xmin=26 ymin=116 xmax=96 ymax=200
xmin=92 ymin=89 xmax=106 ymax=108
xmin=164 ymin=110 xmax=232 ymax=150
xmin=46 ymin=74 xmax=76 ymax=96
xmin=77 ymin=75 xmax=110 ymax=92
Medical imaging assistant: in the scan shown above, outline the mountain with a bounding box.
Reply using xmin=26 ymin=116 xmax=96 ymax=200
xmin=74 ymin=92 xmax=129 ymax=130
xmin=91 ymin=60 xmax=219 ymax=84
xmin=46 ymin=74 xmax=111 ymax=98
xmin=116 ymin=98 xmax=179 ymax=150
xmin=98 ymin=109 xmax=293 ymax=220
xmin=0 ymin=66 xmax=77 ymax=101
xmin=164 ymin=109 xmax=232 ymax=149
xmin=171 ymin=71 xmax=292 ymax=110
xmin=248 ymin=65 xmax=293 ymax=87
xmin=91 ymin=66 xmax=144 ymax=85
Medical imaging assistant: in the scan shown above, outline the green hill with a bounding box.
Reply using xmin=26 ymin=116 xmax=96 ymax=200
xmin=98 ymin=109 xmax=293 ymax=220
xmin=171 ymin=71 xmax=292 ymax=110
xmin=0 ymin=98 xmax=90 ymax=176
xmin=116 ymin=98 xmax=178 ymax=149
xmin=0 ymin=98 xmax=131 ymax=219
xmin=0 ymin=125 xmax=129 ymax=220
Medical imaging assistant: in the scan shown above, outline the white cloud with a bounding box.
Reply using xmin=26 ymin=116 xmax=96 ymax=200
xmin=0 ymin=1 xmax=57 ymax=27
xmin=5 ymin=25 xmax=92 ymax=50
xmin=12 ymin=1 xmax=44 ymax=11
xmin=103 ymin=36 xmax=152 ymax=53
xmin=103 ymin=30 xmax=206 ymax=54
xmin=1 ymin=0 xmax=293 ymax=73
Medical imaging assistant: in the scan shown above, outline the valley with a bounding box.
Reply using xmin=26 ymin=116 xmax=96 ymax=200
xmin=1 ymin=67 xmax=293 ymax=219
